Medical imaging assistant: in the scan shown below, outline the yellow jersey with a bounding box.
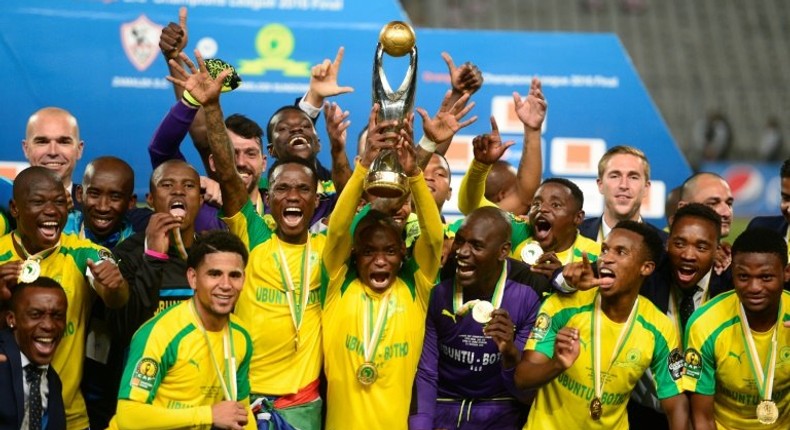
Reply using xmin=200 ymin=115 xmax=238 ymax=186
xmin=0 ymin=232 xmax=113 ymax=430
xmin=525 ymin=288 xmax=684 ymax=429
xmin=683 ymin=290 xmax=790 ymax=429
xmin=223 ymin=199 xmax=325 ymax=396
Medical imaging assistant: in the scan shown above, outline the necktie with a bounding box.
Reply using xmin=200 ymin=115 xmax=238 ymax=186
xmin=679 ymin=287 xmax=698 ymax=331
xmin=24 ymin=364 xmax=43 ymax=430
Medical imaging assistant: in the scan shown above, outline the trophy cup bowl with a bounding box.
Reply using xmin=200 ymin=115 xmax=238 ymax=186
xmin=364 ymin=21 xmax=418 ymax=199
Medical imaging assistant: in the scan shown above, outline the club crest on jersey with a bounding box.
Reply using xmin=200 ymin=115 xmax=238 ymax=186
xmin=668 ymin=348 xmax=684 ymax=381
xmin=121 ymin=14 xmax=163 ymax=71
xmin=529 ymin=312 xmax=551 ymax=341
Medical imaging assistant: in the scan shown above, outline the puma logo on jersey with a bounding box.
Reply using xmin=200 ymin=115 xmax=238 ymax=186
xmin=188 ymin=359 xmax=200 ymax=370
xmin=727 ymin=351 xmax=745 ymax=364
xmin=441 ymin=309 xmax=458 ymax=323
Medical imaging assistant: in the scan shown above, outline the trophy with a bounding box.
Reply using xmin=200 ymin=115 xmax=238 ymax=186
xmin=364 ymin=21 xmax=418 ymax=198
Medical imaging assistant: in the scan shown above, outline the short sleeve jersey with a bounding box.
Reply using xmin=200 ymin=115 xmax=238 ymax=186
xmin=223 ymin=200 xmax=325 ymax=395
xmin=0 ymin=232 xmax=113 ymax=430
xmin=116 ymin=300 xmax=253 ymax=425
xmin=683 ymin=290 xmax=790 ymax=429
xmin=524 ymin=288 xmax=683 ymax=430
xmin=321 ymin=258 xmax=433 ymax=430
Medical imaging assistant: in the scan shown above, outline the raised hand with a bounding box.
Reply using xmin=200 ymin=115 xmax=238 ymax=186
xmin=561 ymin=253 xmax=608 ymax=291
xmin=396 ymin=114 xmax=418 ymax=177
xmin=306 ymin=46 xmax=354 ymax=103
xmin=0 ymin=261 xmax=22 ymax=301
xmin=513 ymin=77 xmax=547 ymax=131
xmin=324 ymin=101 xmax=351 ymax=151
xmin=361 ymin=104 xmax=398 ymax=169
xmin=166 ymin=50 xmax=231 ymax=106
xmin=145 ymin=213 xmax=183 ymax=255
xmin=554 ymin=326 xmax=580 ymax=369
xmin=200 ymin=176 xmax=223 ymax=207
xmin=416 ymin=90 xmax=478 ymax=146
xmin=471 ymin=117 xmax=515 ymax=165
xmin=530 ymin=252 xmax=563 ymax=279
xmin=442 ymin=52 xmax=483 ymax=95
xmin=88 ymin=258 xmax=125 ymax=291
xmin=483 ymin=309 xmax=519 ymax=367
xmin=159 ymin=7 xmax=188 ymax=61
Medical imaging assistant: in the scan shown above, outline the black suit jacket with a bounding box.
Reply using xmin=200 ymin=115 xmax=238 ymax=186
xmin=579 ymin=216 xmax=669 ymax=246
xmin=639 ymin=258 xmax=732 ymax=314
xmin=0 ymin=329 xmax=66 ymax=430
xmin=746 ymin=215 xmax=788 ymax=236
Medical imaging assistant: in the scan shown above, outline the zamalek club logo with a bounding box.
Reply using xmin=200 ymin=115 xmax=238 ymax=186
xmin=120 ymin=14 xmax=163 ymax=72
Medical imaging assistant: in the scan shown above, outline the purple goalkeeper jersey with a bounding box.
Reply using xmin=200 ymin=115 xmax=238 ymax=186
xmin=410 ymin=258 xmax=549 ymax=429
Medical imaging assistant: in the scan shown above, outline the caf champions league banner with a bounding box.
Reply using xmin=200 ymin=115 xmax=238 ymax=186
xmin=0 ymin=0 xmax=691 ymax=225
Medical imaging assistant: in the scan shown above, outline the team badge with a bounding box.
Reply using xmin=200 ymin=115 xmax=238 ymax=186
xmin=99 ymin=249 xmax=116 ymax=264
xmin=683 ymin=348 xmax=702 ymax=379
xmin=130 ymin=357 xmax=159 ymax=390
xmin=529 ymin=312 xmax=551 ymax=341
xmin=667 ymin=348 xmax=684 ymax=381
xmin=120 ymin=15 xmax=163 ymax=71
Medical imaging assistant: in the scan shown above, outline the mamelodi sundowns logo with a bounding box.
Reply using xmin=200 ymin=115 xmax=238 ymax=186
xmin=120 ymin=15 xmax=163 ymax=72
xmin=238 ymin=23 xmax=311 ymax=77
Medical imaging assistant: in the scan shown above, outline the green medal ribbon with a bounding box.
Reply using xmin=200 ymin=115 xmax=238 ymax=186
xmin=452 ymin=260 xmax=507 ymax=317
xmin=275 ymin=237 xmax=311 ymax=350
xmin=190 ymin=298 xmax=236 ymax=401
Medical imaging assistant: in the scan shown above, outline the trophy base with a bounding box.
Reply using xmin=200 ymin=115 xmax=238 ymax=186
xmin=364 ymin=170 xmax=409 ymax=199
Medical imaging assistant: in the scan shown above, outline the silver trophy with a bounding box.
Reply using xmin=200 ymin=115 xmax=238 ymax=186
xmin=364 ymin=21 xmax=418 ymax=198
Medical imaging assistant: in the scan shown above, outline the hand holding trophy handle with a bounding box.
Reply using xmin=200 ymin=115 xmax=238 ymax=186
xmin=364 ymin=21 xmax=418 ymax=198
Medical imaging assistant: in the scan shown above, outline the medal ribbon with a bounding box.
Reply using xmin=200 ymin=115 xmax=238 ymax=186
xmin=592 ymin=293 xmax=639 ymax=402
xmin=452 ymin=260 xmax=508 ymax=316
xmin=12 ymin=232 xmax=60 ymax=261
xmin=737 ymin=303 xmax=780 ymax=403
xmin=275 ymin=238 xmax=311 ymax=348
xmin=362 ymin=290 xmax=392 ymax=364
xmin=190 ymin=299 xmax=236 ymax=401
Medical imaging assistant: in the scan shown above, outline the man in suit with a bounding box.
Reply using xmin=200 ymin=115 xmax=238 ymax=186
xmin=0 ymin=277 xmax=68 ymax=430
xmin=746 ymin=158 xmax=790 ymax=289
xmin=579 ymin=145 xmax=668 ymax=245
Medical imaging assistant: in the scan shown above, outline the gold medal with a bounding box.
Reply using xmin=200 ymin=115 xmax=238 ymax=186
xmin=756 ymin=400 xmax=778 ymax=425
xmin=472 ymin=300 xmax=494 ymax=324
xmin=18 ymin=259 xmax=41 ymax=283
xmin=356 ymin=362 xmax=378 ymax=386
xmin=589 ymin=397 xmax=603 ymax=420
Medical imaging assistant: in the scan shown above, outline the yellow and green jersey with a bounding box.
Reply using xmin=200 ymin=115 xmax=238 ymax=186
xmin=321 ymin=260 xmax=433 ymax=430
xmin=223 ymin=199 xmax=325 ymax=396
xmin=525 ymin=288 xmax=684 ymax=430
xmin=112 ymin=299 xmax=253 ymax=429
xmin=0 ymin=232 xmax=112 ymax=430
xmin=683 ymin=290 xmax=790 ymax=429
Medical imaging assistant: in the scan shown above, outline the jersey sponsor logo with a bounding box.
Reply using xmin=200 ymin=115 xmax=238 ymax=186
xmin=668 ymin=348 xmax=684 ymax=381
xmin=615 ymin=348 xmax=643 ymax=369
xmin=684 ymin=348 xmax=702 ymax=379
xmin=781 ymin=346 xmax=790 ymax=363
xmin=530 ymin=312 xmax=551 ymax=340
xmin=131 ymin=357 xmax=159 ymax=390
xmin=237 ymin=24 xmax=311 ymax=77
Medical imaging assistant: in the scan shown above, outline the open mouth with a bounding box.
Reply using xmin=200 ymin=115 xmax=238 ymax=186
xmin=289 ymin=136 xmax=310 ymax=148
xmin=33 ymin=336 xmax=58 ymax=356
xmin=456 ymin=259 xmax=475 ymax=278
xmin=533 ymin=218 xmax=552 ymax=241
xmin=675 ymin=265 xmax=697 ymax=285
xmin=41 ymin=161 xmax=65 ymax=170
xmin=369 ymin=272 xmax=391 ymax=289
xmin=213 ymin=293 xmax=235 ymax=305
xmin=598 ymin=267 xmax=616 ymax=288
xmin=39 ymin=221 xmax=60 ymax=240
xmin=282 ymin=207 xmax=304 ymax=227
xmin=170 ymin=201 xmax=187 ymax=219
xmin=91 ymin=215 xmax=115 ymax=230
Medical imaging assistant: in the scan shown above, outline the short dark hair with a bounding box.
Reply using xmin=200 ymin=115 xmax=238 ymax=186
xmin=613 ymin=220 xmax=663 ymax=264
xmin=353 ymin=209 xmax=403 ymax=249
xmin=541 ymin=177 xmax=584 ymax=211
xmin=732 ymin=228 xmax=788 ymax=266
xmin=781 ymin=159 xmax=790 ymax=179
xmin=187 ymin=230 xmax=249 ymax=269
xmin=671 ymin=203 xmax=721 ymax=239
xmin=267 ymin=157 xmax=319 ymax=189
xmin=266 ymin=106 xmax=311 ymax=145
xmin=10 ymin=277 xmax=66 ymax=310
xmin=431 ymin=153 xmax=452 ymax=188
xmin=226 ymin=114 xmax=263 ymax=143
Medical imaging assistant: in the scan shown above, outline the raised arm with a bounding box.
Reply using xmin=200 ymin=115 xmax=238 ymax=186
xmin=323 ymin=105 xmax=399 ymax=276
xmin=441 ymin=52 xmax=483 ymax=110
xmin=323 ymin=102 xmax=353 ymax=194
xmin=497 ymin=77 xmax=547 ymax=214
xmin=302 ymin=47 xmax=354 ymax=111
xmin=457 ymin=117 xmax=514 ymax=214
xmin=166 ymin=51 xmax=248 ymax=216
xmin=415 ymin=89 xmax=478 ymax=170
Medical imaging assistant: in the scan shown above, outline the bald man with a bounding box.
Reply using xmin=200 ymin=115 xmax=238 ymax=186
xmin=22 ymin=107 xmax=84 ymax=203
xmin=485 ymin=160 xmax=519 ymax=213
xmin=678 ymin=172 xmax=734 ymax=274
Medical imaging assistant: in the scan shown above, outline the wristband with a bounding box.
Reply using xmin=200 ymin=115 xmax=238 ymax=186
xmin=182 ymin=90 xmax=201 ymax=107
xmin=418 ymin=135 xmax=437 ymax=153
xmin=552 ymin=272 xmax=578 ymax=294
xmin=145 ymin=249 xmax=170 ymax=261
